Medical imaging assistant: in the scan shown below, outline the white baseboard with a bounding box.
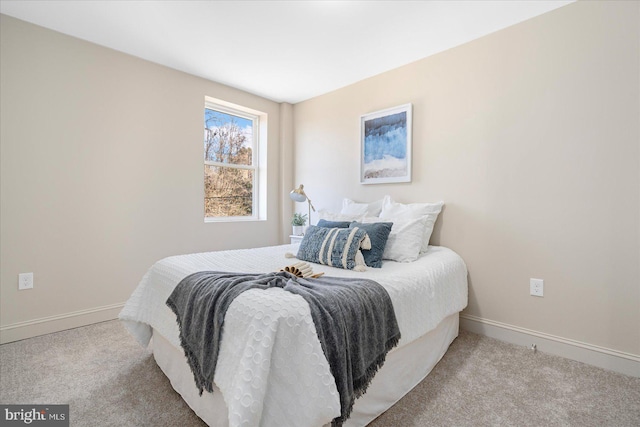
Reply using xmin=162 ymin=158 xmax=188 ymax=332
xmin=3 ymin=306 xmax=638 ymax=378
xmin=0 ymin=302 xmax=124 ymax=344
xmin=460 ymin=314 xmax=640 ymax=378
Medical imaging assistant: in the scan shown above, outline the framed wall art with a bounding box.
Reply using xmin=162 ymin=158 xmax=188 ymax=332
xmin=360 ymin=103 xmax=412 ymax=184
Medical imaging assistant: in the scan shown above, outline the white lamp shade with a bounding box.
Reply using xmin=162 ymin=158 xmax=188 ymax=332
xmin=289 ymin=191 xmax=307 ymax=202
xmin=290 ymin=185 xmax=308 ymax=203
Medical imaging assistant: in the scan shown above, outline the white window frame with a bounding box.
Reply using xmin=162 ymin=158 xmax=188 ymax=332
xmin=204 ymin=97 xmax=267 ymax=222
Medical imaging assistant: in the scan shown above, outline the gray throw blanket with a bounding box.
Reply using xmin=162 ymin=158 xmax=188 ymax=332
xmin=166 ymin=271 xmax=400 ymax=426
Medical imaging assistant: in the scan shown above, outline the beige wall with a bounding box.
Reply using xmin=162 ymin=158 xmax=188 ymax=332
xmin=0 ymin=15 xmax=288 ymax=340
xmin=2 ymin=2 xmax=638 ymax=357
xmin=293 ymin=1 xmax=640 ymax=355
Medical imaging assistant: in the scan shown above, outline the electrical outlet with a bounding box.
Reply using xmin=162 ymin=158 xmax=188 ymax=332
xmin=530 ymin=278 xmax=543 ymax=297
xmin=18 ymin=272 xmax=34 ymax=290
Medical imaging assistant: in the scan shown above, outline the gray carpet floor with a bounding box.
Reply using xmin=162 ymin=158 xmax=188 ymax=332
xmin=1 ymin=320 xmax=638 ymax=427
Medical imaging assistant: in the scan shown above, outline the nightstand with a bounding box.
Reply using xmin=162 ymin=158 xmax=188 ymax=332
xmin=289 ymin=235 xmax=304 ymax=245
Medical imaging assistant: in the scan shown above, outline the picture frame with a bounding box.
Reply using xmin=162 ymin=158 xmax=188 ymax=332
xmin=360 ymin=103 xmax=412 ymax=184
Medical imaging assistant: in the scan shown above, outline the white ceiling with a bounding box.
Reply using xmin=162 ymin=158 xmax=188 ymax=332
xmin=0 ymin=0 xmax=573 ymax=104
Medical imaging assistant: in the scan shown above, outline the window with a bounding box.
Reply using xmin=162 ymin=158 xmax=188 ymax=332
xmin=204 ymin=98 xmax=266 ymax=221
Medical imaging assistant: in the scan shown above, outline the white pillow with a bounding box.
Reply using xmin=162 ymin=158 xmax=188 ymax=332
xmin=317 ymin=209 xmax=363 ymax=222
xmin=340 ymin=198 xmax=384 ymax=217
xmin=379 ymin=196 xmax=444 ymax=253
xmin=362 ymin=216 xmax=426 ymax=263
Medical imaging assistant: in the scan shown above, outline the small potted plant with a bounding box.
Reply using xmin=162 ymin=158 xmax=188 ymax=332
xmin=291 ymin=213 xmax=308 ymax=236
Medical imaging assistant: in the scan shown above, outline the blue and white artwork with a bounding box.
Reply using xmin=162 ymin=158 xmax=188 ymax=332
xmin=361 ymin=104 xmax=412 ymax=184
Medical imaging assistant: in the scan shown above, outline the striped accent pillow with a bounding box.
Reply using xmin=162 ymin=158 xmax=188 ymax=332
xmin=296 ymin=225 xmax=368 ymax=270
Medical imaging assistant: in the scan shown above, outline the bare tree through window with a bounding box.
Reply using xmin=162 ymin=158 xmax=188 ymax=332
xmin=204 ymin=107 xmax=256 ymax=218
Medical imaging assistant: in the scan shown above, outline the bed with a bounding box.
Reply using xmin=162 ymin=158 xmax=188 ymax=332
xmin=119 ymin=242 xmax=467 ymax=427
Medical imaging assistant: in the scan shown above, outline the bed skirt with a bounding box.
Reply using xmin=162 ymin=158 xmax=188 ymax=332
xmin=151 ymin=312 xmax=459 ymax=427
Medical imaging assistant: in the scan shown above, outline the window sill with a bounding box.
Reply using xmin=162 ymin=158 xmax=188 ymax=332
xmin=204 ymin=216 xmax=266 ymax=223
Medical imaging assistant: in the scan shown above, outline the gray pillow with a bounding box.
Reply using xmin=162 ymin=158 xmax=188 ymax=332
xmin=297 ymin=225 xmax=368 ymax=270
xmin=317 ymin=219 xmax=351 ymax=228
xmin=349 ymin=221 xmax=393 ymax=268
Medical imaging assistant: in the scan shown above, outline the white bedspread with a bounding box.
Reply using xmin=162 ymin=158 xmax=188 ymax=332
xmin=119 ymin=244 xmax=467 ymax=427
